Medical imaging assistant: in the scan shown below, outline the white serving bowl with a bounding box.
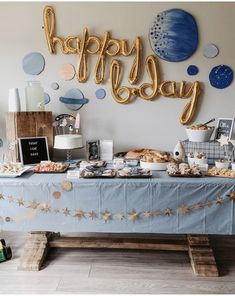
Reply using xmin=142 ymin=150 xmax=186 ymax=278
xmin=140 ymin=160 xmax=168 ymax=171
xmin=185 ymin=127 xmax=214 ymax=142
xmin=188 ymin=157 xmax=208 ymax=166
xmin=231 ymin=163 xmax=235 ymax=171
xmin=215 ymin=161 xmax=230 ymax=169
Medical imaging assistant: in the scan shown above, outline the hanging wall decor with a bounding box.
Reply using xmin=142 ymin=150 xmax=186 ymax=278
xmin=59 ymin=64 xmax=75 ymax=80
xmin=22 ymin=52 xmax=45 ymax=75
xmin=44 ymin=92 xmax=50 ymax=105
xmin=59 ymin=88 xmax=89 ymax=111
xmin=187 ymin=65 xmax=199 ymax=76
xmin=42 ymin=6 xmax=201 ymax=125
xmin=51 ymin=82 xmax=59 ymax=90
xmin=203 ymin=44 xmax=219 ymax=58
xmin=149 ymin=9 xmax=198 ymax=62
xmin=209 ymin=65 xmax=233 ymax=89
xmin=95 ymin=88 xmax=106 ymax=100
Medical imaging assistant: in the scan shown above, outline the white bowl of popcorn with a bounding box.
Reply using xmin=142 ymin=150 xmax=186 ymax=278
xmin=187 ymin=152 xmax=208 ymax=166
xmin=215 ymin=160 xmax=230 ymax=169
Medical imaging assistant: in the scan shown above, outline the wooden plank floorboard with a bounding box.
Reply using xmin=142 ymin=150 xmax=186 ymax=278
xmin=1 ymin=231 xmax=235 ymax=294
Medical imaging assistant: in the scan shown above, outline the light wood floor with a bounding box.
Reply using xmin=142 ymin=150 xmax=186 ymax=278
xmin=0 ymin=232 xmax=235 ymax=294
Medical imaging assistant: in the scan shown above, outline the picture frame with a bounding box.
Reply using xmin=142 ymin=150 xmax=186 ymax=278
xmin=214 ymin=118 xmax=234 ymax=140
xmin=86 ymin=140 xmax=100 ymax=161
xmin=18 ymin=136 xmax=50 ymax=165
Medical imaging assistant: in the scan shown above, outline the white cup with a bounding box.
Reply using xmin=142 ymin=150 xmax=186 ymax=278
xmin=8 ymin=88 xmax=21 ymax=112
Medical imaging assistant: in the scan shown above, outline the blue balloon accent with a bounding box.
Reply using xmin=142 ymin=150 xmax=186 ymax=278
xmin=22 ymin=52 xmax=45 ymax=75
xmin=95 ymin=88 xmax=106 ymax=100
xmin=187 ymin=65 xmax=199 ymax=76
xmin=44 ymin=93 xmax=50 ymax=105
xmin=149 ymin=9 xmax=198 ymax=62
xmin=209 ymin=65 xmax=233 ymax=89
xmin=59 ymin=97 xmax=89 ymax=105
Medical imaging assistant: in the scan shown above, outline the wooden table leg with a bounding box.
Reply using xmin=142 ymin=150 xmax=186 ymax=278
xmin=187 ymin=235 xmax=219 ymax=277
xmin=18 ymin=232 xmax=60 ymax=271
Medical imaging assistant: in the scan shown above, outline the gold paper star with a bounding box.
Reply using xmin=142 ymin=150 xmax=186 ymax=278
xmin=228 ymin=192 xmax=235 ymax=201
xmin=194 ymin=202 xmax=202 ymax=210
xmin=53 ymin=208 xmax=60 ymax=214
xmin=89 ymin=211 xmax=97 ymax=220
xmin=16 ymin=198 xmax=24 ymax=206
xmin=53 ymin=191 xmax=61 ymax=199
xmin=40 ymin=204 xmax=51 ymax=212
xmin=179 ymin=205 xmax=190 ymax=215
xmin=154 ymin=210 xmax=162 ymax=217
xmin=128 ymin=210 xmax=139 ymax=222
xmin=101 ymin=210 xmax=112 ymax=222
xmin=116 ymin=212 xmax=125 ymax=221
xmin=61 ymin=180 xmax=72 ymax=192
xmin=164 ymin=208 xmax=173 ymax=216
xmin=205 ymin=199 xmax=213 ymax=207
xmin=74 ymin=210 xmax=85 ymax=220
xmin=0 ymin=193 xmax=4 ymax=200
xmin=8 ymin=196 xmax=14 ymax=203
xmin=143 ymin=211 xmax=151 ymax=219
xmin=63 ymin=207 xmax=70 ymax=216
xmin=216 ymin=197 xmax=223 ymax=206
xmin=28 ymin=201 xmax=39 ymax=209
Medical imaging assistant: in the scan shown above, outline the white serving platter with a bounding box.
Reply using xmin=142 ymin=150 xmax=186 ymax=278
xmin=0 ymin=166 xmax=32 ymax=178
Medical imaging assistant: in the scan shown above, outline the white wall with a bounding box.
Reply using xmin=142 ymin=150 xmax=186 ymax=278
xmin=0 ymin=2 xmax=235 ymax=157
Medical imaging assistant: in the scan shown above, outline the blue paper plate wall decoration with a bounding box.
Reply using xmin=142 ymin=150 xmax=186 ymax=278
xmin=95 ymin=88 xmax=106 ymax=100
xmin=44 ymin=93 xmax=51 ymax=105
xmin=187 ymin=65 xmax=199 ymax=76
xmin=204 ymin=44 xmax=219 ymax=59
xmin=149 ymin=8 xmax=198 ymax=62
xmin=22 ymin=52 xmax=45 ymax=75
xmin=209 ymin=65 xmax=233 ymax=89
xmin=59 ymin=88 xmax=89 ymax=111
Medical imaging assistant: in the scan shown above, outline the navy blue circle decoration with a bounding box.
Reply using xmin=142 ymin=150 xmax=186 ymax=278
xmin=187 ymin=65 xmax=199 ymax=76
xmin=149 ymin=9 xmax=198 ymax=62
xmin=209 ymin=65 xmax=233 ymax=89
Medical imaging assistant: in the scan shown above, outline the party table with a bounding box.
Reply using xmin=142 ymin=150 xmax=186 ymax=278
xmin=0 ymin=169 xmax=235 ymax=276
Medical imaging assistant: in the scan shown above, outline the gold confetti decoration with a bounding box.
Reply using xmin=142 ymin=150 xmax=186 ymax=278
xmin=89 ymin=211 xmax=97 ymax=220
xmin=194 ymin=202 xmax=202 ymax=210
xmin=215 ymin=197 xmax=223 ymax=206
xmin=74 ymin=210 xmax=85 ymax=220
xmin=53 ymin=191 xmax=61 ymax=199
xmin=179 ymin=205 xmax=190 ymax=215
xmin=61 ymin=180 xmax=72 ymax=192
xmin=128 ymin=210 xmax=139 ymax=222
xmin=228 ymin=192 xmax=235 ymax=201
xmin=16 ymin=198 xmax=24 ymax=207
xmin=205 ymin=199 xmax=213 ymax=208
xmin=143 ymin=211 xmax=151 ymax=219
xmin=53 ymin=208 xmax=60 ymax=214
xmin=28 ymin=201 xmax=40 ymax=210
xmin=164 ymin=208 xmax=173 ymax=216
xmin=63 ymin=207 xmax=70 ymax=216
xmin=101 ymin=210 xmax=112 ymax=223
xmin=115 ymin=212 xmax=125 ymax=221
xmin=0 ymin=193 xmax=4 ymax=200
xmin=40 ymin=204 xmax=51 ymax=212
xmin=154 ymin=210 xmax=162 ymax=217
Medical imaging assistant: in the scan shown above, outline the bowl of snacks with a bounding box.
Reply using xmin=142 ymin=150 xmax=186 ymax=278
xmin=186 ymin=124 xmax=214 ymax=142
xmin=215 ymin=160 xmax=230 ymax=169
xmin=187 ymin=152 xmax=208 ymax=166
xmin=140 ymin=152 xmax=174 ymax=171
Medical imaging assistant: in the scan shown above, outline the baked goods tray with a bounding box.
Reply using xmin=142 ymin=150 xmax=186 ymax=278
xmin=167 ymin=173 xmax=202 ymax=178
xmin=117 ymin=173 xmax=152 ymax=178
xmin=80 ymin=170 xmax=116 ymax=178
xmin=206 ymin=174 xmax=235 ymax=179
xmin=34 ymin=166 xmax=69 ymax=174
xmin=0 ymin=166 xmax=32 ymax=178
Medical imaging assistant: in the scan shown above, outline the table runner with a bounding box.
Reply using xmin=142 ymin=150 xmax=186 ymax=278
xmin=0 ymin=170 xmax=235 ymax=234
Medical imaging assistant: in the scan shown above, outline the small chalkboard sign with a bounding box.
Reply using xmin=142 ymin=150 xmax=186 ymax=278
xmin=215 ymin=118 xmax=234 ymax=140
xmin=18 ymin=137 xmax=50 ymax=165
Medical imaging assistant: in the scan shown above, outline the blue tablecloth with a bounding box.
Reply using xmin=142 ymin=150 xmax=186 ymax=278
xmin=0 ymin=168 xmax=235 ymax=234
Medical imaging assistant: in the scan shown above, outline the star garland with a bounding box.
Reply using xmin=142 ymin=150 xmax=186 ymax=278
xmin=0 ymin=190 xmax=235 ymax=223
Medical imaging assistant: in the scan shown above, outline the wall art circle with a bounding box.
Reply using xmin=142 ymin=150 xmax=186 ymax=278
xmin=95 ymin=88 xmax=106 ymax=100
xmin=149 ymin=8 xmax=198 ymax=62
xmin=22 ymin=52 xmax=45 ymax=75
xmin=203 ymin=44 xmax=219 ymax=58
xmin=187 ymin=65 xmax=199 ymax=76
xmin=51 ymin=82 xmax=59 ymax=90
xmin=59 ymin=64 xmax=75 ymax=81
xmin=209 ymin=65 xmax=233 ymax=89
xmin=44 ymin=93 xmax=50 ymax=105
xmin=59 ymin=88 xmax=89 ymax=111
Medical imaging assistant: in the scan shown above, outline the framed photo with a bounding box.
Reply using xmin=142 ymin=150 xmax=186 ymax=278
xmin=18 ymin=136 xmax=50 ymax=165
xmin=214 ymin=118 xmax=234 ymax=140
xmin=86 ymin=140 xmax=100 ymax=161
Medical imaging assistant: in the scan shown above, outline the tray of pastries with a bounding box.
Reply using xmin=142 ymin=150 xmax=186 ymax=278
xmin=34 ymin=161 xmax=69 ymax=173
xmin=0 ymin=162 xmax=31 ymax=178
xmin=80 ymin=167 xmax=116 ymax=178
xmin=207 ymin=167 xmax=235 ymax=178
xmin=76 ymin=160 xmax=107 ymax=169
xmin=167 ymin=163 xmax=202 ymax=177
xmin=117 ymin=167 xmax=152 ymax=178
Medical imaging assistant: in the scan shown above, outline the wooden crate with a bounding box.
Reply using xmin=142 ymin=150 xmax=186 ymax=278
xmin=6 ymin=112 xmax=53 ymax=162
